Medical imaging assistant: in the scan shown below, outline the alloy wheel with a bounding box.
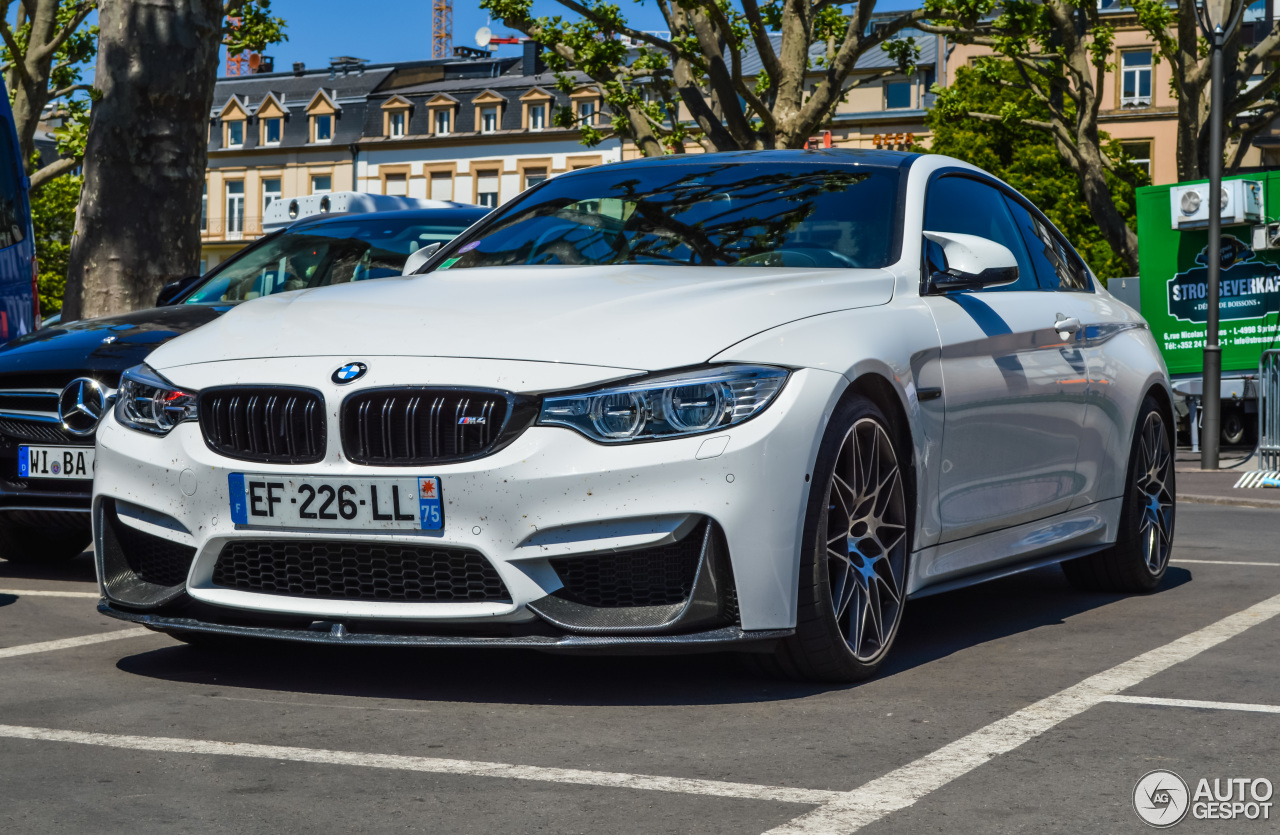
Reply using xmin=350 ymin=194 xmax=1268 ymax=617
xmin=825 ymin=418 xmax=908 ymax=663
xmin=1136 ymin=411 xmax=1175 ymax=575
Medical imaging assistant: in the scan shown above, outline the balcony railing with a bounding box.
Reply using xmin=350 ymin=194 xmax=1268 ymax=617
xmin=201 ymin=216 xmax=264 ymax=241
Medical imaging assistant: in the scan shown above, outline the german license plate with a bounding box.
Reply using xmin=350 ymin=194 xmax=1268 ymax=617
xmin=18 ymin=445 xmax=94 ymax=480
xmin=228 ymin=474 xmax=443 ymax=531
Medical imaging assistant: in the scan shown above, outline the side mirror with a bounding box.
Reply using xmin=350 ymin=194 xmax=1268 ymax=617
xmin=923 ymin=231 xmax=1019 ymax=294
xmin=155 ymin=275 xmax=203 ymax=306
xmin=401 ymin=242 xmax=442 ymax=275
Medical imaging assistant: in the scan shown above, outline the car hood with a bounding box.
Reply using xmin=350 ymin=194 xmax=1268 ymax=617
xmin=0 ymin=304 xmax=231 ymax=381
xmin=147 ymin=265 xmax=896 ymax=373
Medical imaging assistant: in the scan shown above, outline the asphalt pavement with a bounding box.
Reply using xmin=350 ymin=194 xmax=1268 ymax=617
xmin=1 ymin=501 xmax=1278 ymax=833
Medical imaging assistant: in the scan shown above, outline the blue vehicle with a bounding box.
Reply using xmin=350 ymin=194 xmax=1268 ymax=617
xmin=0 ymin=77 xmax=38 ymax=343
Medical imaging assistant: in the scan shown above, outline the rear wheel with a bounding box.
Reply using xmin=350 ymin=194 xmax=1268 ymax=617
xmin=0 ymin=513 xmax=91 ymax=564
xmin=1062 ymin=396 xmax=1175 ymax=592
xmin=749 ymin=396 xmax=910 ymax=682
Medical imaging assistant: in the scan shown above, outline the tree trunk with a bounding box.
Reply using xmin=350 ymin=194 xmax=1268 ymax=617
xmin=62 ymin=0 xmax=223 ymax=321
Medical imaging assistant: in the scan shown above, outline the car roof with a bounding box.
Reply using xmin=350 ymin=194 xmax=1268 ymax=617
xmin=574 ymin=148 xmax=921 ymax=178
xmin=288 ymin=206 xmax=490 ymax=231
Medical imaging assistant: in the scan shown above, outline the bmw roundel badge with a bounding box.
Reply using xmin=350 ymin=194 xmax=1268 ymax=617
xmin=332 ymin=362 xmax=368 ymax=384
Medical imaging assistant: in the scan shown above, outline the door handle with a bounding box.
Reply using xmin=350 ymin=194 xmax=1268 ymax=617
xmin=1054 ymin=316 xmax=1082 ymax=336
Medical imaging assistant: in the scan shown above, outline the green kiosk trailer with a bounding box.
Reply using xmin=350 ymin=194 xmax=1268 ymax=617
xmin=1133 ymin=172 xmax=1280 ymax=447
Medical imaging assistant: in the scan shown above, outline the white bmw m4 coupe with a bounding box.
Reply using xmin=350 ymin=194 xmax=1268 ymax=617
xmin=93 ymin=150 xmax=1175 ymax=681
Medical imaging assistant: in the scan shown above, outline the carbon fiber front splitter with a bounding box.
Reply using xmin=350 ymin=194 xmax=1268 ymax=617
xmin=98 ymin=599 xmax=791 ymax=655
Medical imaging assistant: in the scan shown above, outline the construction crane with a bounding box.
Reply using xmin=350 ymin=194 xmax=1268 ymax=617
xmin=432 ymin=0 xmax=452 ymax=59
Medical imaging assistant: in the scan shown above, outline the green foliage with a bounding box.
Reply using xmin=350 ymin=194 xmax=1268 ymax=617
xmin=224 ymin=0 xmax=289 ymax=56
xmin=927 ymin=62 xmax=1140 ymax=280
xmin=30 ymin=173 xmax=81 ymax=315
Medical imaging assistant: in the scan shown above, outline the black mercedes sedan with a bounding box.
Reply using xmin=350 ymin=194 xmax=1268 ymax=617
xmin=0 ymin=206 xmax=488 ymax=563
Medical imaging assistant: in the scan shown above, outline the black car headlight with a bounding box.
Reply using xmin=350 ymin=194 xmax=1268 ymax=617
xmin=115 ymin=364 xmax=198 ymax=435
xmin=538 ymin=365 xmax=788 ymax=443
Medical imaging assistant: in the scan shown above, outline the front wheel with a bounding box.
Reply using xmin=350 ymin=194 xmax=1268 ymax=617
xmin=1063 ymin=396 xmax=1175 ymax=592
xmin=749 ymin=396 xmax=910 ymax=682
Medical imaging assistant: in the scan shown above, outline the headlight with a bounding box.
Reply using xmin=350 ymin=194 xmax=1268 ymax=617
xmin=539 ymin=365 xmax=788 ymax=443
xmin=115 ymin=364 xmax=198 ymax=435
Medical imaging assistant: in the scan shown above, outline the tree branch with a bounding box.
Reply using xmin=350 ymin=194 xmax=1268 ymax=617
xmin=35 ymin=2 xmax=95 ymax=62
xmin=0 ymin=21 xmax=32 ymax=91
xmin=49 ymin=82 xmax=93 ymax=99
xmin=28 ymin=155 xmax=78 ymax=191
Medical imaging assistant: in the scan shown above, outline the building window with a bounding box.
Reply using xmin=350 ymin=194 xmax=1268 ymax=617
xmin=434 ymin=109 xmax=451 ymax=135
xmin=476 ymin=170 xmax=499 ymax=208
xmin=577 ymin=101 xmax=596 ymax=125
xmin=529 ymin=103 xmax=547 ymax=130
xmin=389 ymin=110 xmax=407 ymax=137
xmin=480 ymin=106 xmax=499 ymax=133
xmin=262 ymin=117 xmax=282 ymax=145
xmin=226 ymin=120 xmax=244 ymax=147
xmin=1121 ymin=50 xmax=1152 ymax=108
xmin=884 ymin=81 xmax=912 ymax=110
xmin=311 ymin=174 xmax=331 ymax=194
xmin=1120 ymin=141 xmax=1152 ymax=179
xmin=523 ymin=167 xmax=547 ymax=190
xmin=200 ymin=183 xmax=207 ymax=231
xmin=384 ymin=172 xmax=408 ymax=196
xmin=430 ymin=171 xmax=453 ymax=201
xmin=262 ymin=178 xmax=281 ymax=213
xmin=226 ymin=181 xmax=245 ymax=239
xmin=312 ymin=114 xmax=332 ymax=142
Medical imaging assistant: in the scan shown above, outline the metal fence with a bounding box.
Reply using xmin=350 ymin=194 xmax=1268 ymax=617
xmin=1262 ymin=349 xmax=1280 ymax=471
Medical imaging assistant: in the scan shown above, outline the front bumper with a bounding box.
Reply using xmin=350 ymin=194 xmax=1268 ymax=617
xmin=92 ymin=356 xmax=846 ymax=639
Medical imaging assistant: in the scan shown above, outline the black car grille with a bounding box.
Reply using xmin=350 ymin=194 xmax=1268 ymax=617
xmin=198 ymin=387 xmax=326 ymax=464
xmin=341 ymin=388 xmax=519 ymax=465
xmin=549 ymin=522 xmax=706 ymax=608
xmin=0 ymin=418 xmax=78 ymax=444
xmin=212 ymin=540 xmax=511 ymax=602
xmin=113 ymin=517 xmax=198 ymax=587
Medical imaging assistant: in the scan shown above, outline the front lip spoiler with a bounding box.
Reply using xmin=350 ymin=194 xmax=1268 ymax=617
xmin=98 ymin=600 xmax=792 ymax=654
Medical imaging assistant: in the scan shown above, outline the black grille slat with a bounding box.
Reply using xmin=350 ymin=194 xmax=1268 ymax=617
xmin=199 ymin=387 xmax=326 ymax=464
xmin=550 ymin=522 xmax=706 ymax=608
xmin=212 ymin=540 xmax=510 ymax=602
xmin=342 ymin=388 xmax=513 ymax=466
xmin=114 ymin=521 xmax=197 ymax=588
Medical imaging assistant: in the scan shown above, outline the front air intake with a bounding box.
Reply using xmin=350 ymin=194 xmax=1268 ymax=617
xmin=198 ymin=386 xmax=326 ymax=464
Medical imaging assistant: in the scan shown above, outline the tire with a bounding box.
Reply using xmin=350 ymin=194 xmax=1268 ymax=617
xmin=1221 ymin=408 xmax=1246 ymax=446
xmin=0 ymin=513 xmax=91 ymax=564
xmin=1062 ymin=395 xmax=1175 ymax=593
xmin=748 ymin=395 xmax=911 ymax=682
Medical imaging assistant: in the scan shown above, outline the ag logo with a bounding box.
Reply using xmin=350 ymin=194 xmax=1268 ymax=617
xmin=1134 ymin=770 xmax=1190 ymax=828
xmin=58 ymin=377 xmax=107 ymax=436
xmin=331 ymin=362 xmax=367 ymax=385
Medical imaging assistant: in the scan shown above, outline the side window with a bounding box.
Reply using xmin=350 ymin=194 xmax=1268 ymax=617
xmin=922 ymin=175 xmax=1037 ymax=292
xmin=1002 ymin=195 xmax=1092 ymax=291
xmin=0 ymin=126 xmax=26 ymax=249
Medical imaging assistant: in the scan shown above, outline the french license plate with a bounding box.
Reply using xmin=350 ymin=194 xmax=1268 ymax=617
xmin=228 ymin=474 xmax=443 ymax=531
xmin=18 ymin=445 xmax=94 ymax=480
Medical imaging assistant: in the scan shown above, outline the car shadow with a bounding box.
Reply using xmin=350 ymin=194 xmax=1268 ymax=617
xmin=114 ymin=564 xmax=1191 ymax=707
xmin=0 ymin=551 xmax=96 ymax=583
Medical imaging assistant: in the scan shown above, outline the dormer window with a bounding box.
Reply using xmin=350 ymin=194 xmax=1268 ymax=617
xmin=521 ymin=87 xmax=554 ymax=132
xmin=217 ymin=96 xmax=249 ymax=149
xmin=481 ymin=106 xmax=499 ymax=133
xmin=529 ymin=104 xmax=546 ymax=130
xmin=577 ymin=101 xmax=596 ymax=125
xmin=569 ymin=86 xmax=602 ymax=126
xmin=434 ymin=109 xmax=451 ymax=135
xmin=471 ymin=90 xmax=506 ymax=135
xmin=381 ymin=95 xmax=413 ymax=138
xmin=262 ymin=117 xmax=281 ymax=144
xmin=389 ymin=111 xmax=406 ymax=137
xmin=313 ymin=114 xmax=332 ymax=142
xmin=226 ymin=120 xmax=244 ymax=147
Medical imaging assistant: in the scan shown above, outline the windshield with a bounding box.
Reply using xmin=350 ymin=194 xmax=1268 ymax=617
xmin=439 ymin=162 xmax=901 ymax=271
xmin=186 ymin=214 xmax=480 ymax=303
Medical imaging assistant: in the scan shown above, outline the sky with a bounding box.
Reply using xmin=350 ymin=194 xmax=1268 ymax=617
xmin=246 ymin=0 xmax=922 ymax=72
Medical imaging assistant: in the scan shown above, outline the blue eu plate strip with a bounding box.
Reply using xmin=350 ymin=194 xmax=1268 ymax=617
xmin=17 ymin=446 xmax=28 ymax=478
xmin=228 ymin=473 xmax=247 ymax=525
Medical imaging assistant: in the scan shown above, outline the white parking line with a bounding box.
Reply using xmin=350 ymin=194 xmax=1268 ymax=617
xmin=0 ymin=723 xmax=841 ymax=805
xmin=1103 ymin=695 xmax=1280 ymax=714
xmin=764 ymin=590 xmax=1280 ymax=835
xmin=1172 ymin=559 xmax=1280 ymax=567
xmin=0 ymin=588 xmax=99 ymax=598
xmin=0 ymin=629 xmax=149 ymax=659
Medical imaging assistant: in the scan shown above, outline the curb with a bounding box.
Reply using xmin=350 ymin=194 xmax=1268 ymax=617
xmin=1178 ymin=493 xmax=1280 ymax=510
